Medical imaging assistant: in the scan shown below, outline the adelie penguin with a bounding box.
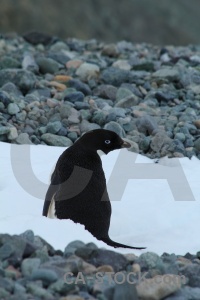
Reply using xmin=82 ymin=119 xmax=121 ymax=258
xmin=43 ymin=129 xmax=145 ymax=250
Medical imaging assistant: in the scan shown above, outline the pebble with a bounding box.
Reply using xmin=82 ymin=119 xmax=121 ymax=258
xmin=102 ymin=43 xmax=119 ymax=57
xmin=7 ymin=127 xmax=18 ymax=140
xmin=153 ymin=67 xmax=180 ymax=81
xmin=31 ymin=268 xmax=58 ymax=285
xmin=0 ymin=69 xmax=36 ymax=92
xmin=100 ymin=67 xmax=130 ymax=86
xmin=7 ymin=103 xmax=20 ymax=115
xmin=21 ymin=258 xmax=41 ymax=276
xmin=76 ymin=62 xmax=100 ymax=81
xmin=46 ymin=121 xmax=62 ymax=134
xmin=64 ymin=91 xmax=84 ymax=103
xmin=150 ymin=131 xmax=172 ymax=153
xmin=16 ymin=133 xmax=33 ymax=145
xmin=36 ymin=57 xmax=60 ymax=74
xmin=136 ymin=274 xmax=181 ymax=300
xmin=136 ymin=115 xmax=158 ymax=135
xmin=104 ymin=121 xmax=126 ymax=137
xmin=112 ymin=59 xmax=131 ymax=70
xmin=80 ymin=120 xmax=100 ymax=132
xmin=41 ymin=133 xmax=73 ymax=147
xmin=0 ymin=35 xmax=200 ymax=162
xmin=194 ymin=137 xmax=200 ymax=151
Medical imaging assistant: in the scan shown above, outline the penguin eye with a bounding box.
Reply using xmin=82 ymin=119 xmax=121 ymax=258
xmin=105 ymin=140 xmax=111 ymax=144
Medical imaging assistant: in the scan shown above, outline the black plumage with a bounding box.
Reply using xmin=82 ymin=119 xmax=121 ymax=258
xmin=43 ymin=129 xmax=145 ymax=250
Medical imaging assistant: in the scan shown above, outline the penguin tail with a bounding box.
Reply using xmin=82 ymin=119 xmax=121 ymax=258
xmin=101 ymin=237 xmax=146 ymax=250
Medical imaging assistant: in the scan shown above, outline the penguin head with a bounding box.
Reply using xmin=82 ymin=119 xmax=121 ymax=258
xmin=78 ymin=129 xmax=131 ymax=154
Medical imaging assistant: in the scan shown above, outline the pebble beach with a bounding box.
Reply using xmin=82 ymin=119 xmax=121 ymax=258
xmin=1 ymin=33 xmax=200 ymax=299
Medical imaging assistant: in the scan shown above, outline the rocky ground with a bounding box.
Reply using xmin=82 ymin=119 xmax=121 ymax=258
xmin=1 ymin=33 xmax=200 ymax=159
xmin=1 ymin=34 xmax=200 ymax=299
xmin=0 ymin=231 xmax=200 ymax=300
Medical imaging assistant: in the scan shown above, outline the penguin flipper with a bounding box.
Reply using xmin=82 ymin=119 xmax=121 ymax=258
xmin=101 ymin=237 xmax=146 ymax=250
xmin=42 ymin=184 xmax=57 ymax=217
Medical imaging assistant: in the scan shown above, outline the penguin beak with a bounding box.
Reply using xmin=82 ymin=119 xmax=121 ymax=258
xmin=121 ymin=140 xmax=131 ymax=148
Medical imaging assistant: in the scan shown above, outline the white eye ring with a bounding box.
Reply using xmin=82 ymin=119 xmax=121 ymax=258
xmin=105 ymin=140 xmax=111 ymax=144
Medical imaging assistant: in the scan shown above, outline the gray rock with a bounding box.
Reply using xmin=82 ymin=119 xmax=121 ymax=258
xmin=68 ymin=108 xmax=80 ymax=124
xmin=139 ymin=252 xmax=164 ymax=271
xmin=76 ymin=62 xmax=100 ymax=81
xmin=0 ymin=69 xmax=36 ymax=92
xmin=27 ymin=282 xmax=54 ymax=300
xmin=49 ymin=278 xmax=77 ymax=295
xmin=20 ymin=230 xmax=35 ymax=243
xmin=75 ymin=247 xmax=94 ymax=260
xmin=41 ymin=133 xmax=73 ymax=146
xmin=68 ymin=79 xmax=92 ymax=95
xmin=194 ymin=137 xmax=200 ymax=151
xmin=49 ymin=41 xmax=69 ymax=52
xmin=13 ymin=282 xmax=26 ymax=295
xmin=24 ymin=93 xmax=39 ymax=103
xmin=66 ymin=240 xmax=86 ymax=249
xmin=80 ymin=120 xmax=101 ymax=132
xmin=181 ymin=264 xmax=200 ymax=287
xmin=116 ymin=87 xmax=137 ymax=101
xmin=7 ymin=127 xmax=18 ymax=140
xmin=132 ymin=60 xmax=155 ymax=71
xmin=46 ymin=121 xmax=62 ymax=134
xmin=150 ymin=131 xmax=172 ymax=153
xmin=79 ymin=109 xmax=91 ymax=120
xmin=152 ymin=67 xmax=180 ymax=81
xmin=34 ymin=248 xmax=50 ymax=264
xmin=0 ymin=56 xmax=20 ymax=69
xmin=37 ymin=57 xmax=60 ymax=74
xmin=165 ymin=286 xmax=200 ymax=300
xmin=100 ymin=67 xmax=130 ymax=86
xmin=0 ymin=243 xmax=15 ymax=260
xmin=93 ymin=84 xmax=117 ymax=100
xmin=64 ymin=247 xmax=76 ymax=258
xmin=0 ymin=278 xmax=14 ymax=293
xmin=102 ymin=43 xmax=119 ymax=57
xmin=169 ymin=139 xmax=185 ymax=154
xmin=31 ymin=269 xmax=58 ymax=285
xmin=136 ymin=115 xmax=158 ymax=135
xmin=21 ymin=258 xmax=41 ymax=276
xmin=7 ymin=103 xmax=20 ymax=115
xmin=74 ymin=101 xmax=90 ymax=110
xmin=60 ymin=103 xmax=72 ymax=118
xmin=64 ymin=91 xmax=84 ymax=103
xmin=155 ymin=90 xmax=177 ymax=102
xmin=91 ymin=111 xmax=106 ymax=126
xmin=139 ymin=136 xmax=151 ymax=151
xmin=87 ymin=249 xmax=128 ymax=272
xmin=113 ymin=279 xmax=138 ymax=300
xmin=23 ymin=31 xmax=53 ymax=45
xmin=0 ymin=126 xmax=10 ymax=135
xmin=67 ymin=131 xmax=78 ymax=142
xmin=0 ymin=287 xmax=10 ymax=299
xmin=1 ymin=82 xmax=23 ymax=96
xmin=115 ymin=94 xmax=139 ymax=108
xmin=174 ymin=132 xmax=186 ymax=143
xmin=137 ymin=274 xmax=181 ymax=300
xmin=104 ymin=121 xmax=126 ymax=137
xmin=108 ymin=107 xmax=126 ymax=118
xmin=0 ymin=91 xmax=12 ymax=107
xmin=16 ymin=133 xmax=33 ymax=145
xmin=22 ymin=52 xmax=39 ymax=73
xmin=128 ymin=140 xmax=139 ymax=153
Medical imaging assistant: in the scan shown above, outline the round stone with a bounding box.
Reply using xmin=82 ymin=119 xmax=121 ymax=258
xmin=7 ymin=103 xmax=20 ymax=115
